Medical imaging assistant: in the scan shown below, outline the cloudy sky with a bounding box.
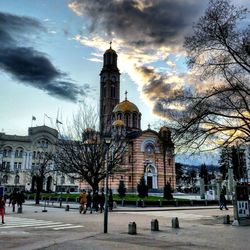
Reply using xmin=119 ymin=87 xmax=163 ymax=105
xmin=0 ymin=0 xmax=248 ymax=165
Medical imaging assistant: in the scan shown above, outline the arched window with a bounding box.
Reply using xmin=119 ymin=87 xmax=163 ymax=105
xmin=111 ymin=85 xmax=115 ymax=98
xmin=145 ymin=144 xmax=155 ymax=154
xmin=3 ymin=149 xmax=7 ymax=157
xmin=117 ymin=112 xmax=122 ymax=120
xmin=15 ymin=175 xmax=20 ymax=184
xmin=33 ymin=151 xmax=36 ymax=158
xmin=3 ymin=175 xmax=8 ymax=184
xmin=125 ymin=113 xmax=129 ymax=127
xmin=133 ymin=113 xmax=137 ymax=128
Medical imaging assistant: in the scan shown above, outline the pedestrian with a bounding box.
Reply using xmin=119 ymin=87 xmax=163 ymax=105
xmin=219 ymin=188 xmax=228 ymax=210
xmin=108 ymin=189 xmax=113 ymax=211
xmin=79 ymin=190 xmax=87 ymax=214
xmin=99 ymin=191 xmax=105 ymax=213
xmin=84 ymin=191 xmax=92 ymax=214
xmin=17 ymin=191 xmax=25 ymax=209
xmin=92 ymin=191 xmax=100 ymax=213
xmin=0 ymin=196 xmax=5 ymax=224
xmin=9 ymin=190 xmax=17 ymax=212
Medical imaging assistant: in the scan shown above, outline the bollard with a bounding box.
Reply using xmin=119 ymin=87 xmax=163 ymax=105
xmin=17 ymin=207 xmax=22 ymax=213
xmin=223 ymin=215 xmax=230 ymax=224
xmin=172 ymin=217 xmax=179 ymax=228
xmin=65 ymin=205 xmax=70 ymax=211
xmin=159 ymin=199 xmax=162 ymax=207
xmin=151 ymin=219 xmax=159 ymax=231
xmin=175 ymin=200 xmax=179 ymax=207
xmin=128 ymin=222 xmax=137 ymax=235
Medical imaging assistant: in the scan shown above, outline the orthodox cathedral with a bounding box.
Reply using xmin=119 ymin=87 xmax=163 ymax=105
xmin=99 ymin=45 xmax=176 ymax=192
xmin=0 ymin=45 xmax=176 ymax=194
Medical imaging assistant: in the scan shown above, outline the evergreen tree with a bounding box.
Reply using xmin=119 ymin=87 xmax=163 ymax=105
xmin=199 ymin=164 xmax=209 ymax=190
xmin=218 ymin=147 xmax=231 ymax=179
xmin=231 ymin=146 xmax=245 ymax=181
xmin=137 ymin=176 xmax=148 ymax=198
xmin=163 ymin=181 xmax=173 ymax=200
xmin=117 ymin=180 xmax=126 ymax=198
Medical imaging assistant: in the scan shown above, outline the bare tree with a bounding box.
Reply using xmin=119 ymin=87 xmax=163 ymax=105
xmin=31 ymin=144 xmax=56 ymax=204
xmin=55 ymin=104 xmax=128 ymax=193
xmin=171 ymin=0 xmax=250 ymax=151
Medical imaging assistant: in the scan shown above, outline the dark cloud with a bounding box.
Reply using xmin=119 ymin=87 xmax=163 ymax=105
xmin=70 ymin=0 xmax=207 ymax=48
xmin=0 ymin=12 xmax=85 ymax=102
xmin=137 ymin=65 xmax=192 ymax=117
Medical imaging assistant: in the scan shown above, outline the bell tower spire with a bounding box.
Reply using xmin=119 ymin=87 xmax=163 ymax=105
xmin=99 ymin=43 xmax=120 ymax=137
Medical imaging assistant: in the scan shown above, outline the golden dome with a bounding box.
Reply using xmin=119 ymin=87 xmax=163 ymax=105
xmin=112 ymin=119 xmax=125 ymax=127
xmin=113 ymin=100 xmax=139 ymax=113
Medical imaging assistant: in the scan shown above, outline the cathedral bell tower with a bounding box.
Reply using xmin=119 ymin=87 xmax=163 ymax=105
xmin=100 ymin=42 xmax=120 ymax=137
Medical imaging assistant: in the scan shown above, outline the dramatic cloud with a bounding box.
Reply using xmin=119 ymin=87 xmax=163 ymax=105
xmin=69 ymin=0 xmax=207 ymax=50
xmin=0 ymin=12 xmax=85 ymax=102
xmin=69 ymin=0 xmax=210 ymax=117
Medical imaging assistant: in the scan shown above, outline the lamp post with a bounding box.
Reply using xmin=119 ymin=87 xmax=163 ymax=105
xmin=104 ymin=138 xmax=111 ymax=234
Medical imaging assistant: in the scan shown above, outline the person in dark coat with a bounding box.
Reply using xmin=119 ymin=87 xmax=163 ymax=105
xmin=92 ymin=191 xmax=100 ymax=212
xmin=9 ymin=190 xmax=17 ymax=212
xmin=17 ymin=191 xmax=25 ymax=209
xmin=219 ymin=187 xmax=228 ymax=210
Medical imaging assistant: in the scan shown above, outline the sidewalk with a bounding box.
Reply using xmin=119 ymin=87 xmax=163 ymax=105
xmin=24 ymin=199 xmax=233 ymax=212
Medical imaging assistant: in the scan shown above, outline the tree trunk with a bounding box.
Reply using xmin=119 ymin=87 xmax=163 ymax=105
xmin=35 ymin=176 xmax=43 ymax=205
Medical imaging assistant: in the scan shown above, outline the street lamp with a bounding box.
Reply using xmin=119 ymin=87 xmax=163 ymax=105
xmin=104 ymin=137 xmax=111 ymax=234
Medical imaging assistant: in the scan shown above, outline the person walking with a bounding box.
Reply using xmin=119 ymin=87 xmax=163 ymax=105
xmin=92 ymin=191 xmax=100 ymax=213
xmin=17 ymin=191 xmax=25 ymax=209
xmin=9 ymin=190 xmax=17 ymax=212
xmin=84 ymin=191 xmax=93 ymax=214
xmin=79 ymin=190 xmax=87 ymax=214
xmin=219 ymin=187 xmax=228 ymax=210
xmin=0 ymin=196 xmax=5 ymax=224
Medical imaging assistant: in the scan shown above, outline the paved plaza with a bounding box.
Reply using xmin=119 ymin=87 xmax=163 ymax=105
xmin=0 ymin=203 xmax=249 ymax=250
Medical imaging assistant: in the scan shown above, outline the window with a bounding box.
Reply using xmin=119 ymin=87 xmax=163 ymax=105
xmin=14 ymin=162 xmax=17 ymax=171
xmin=111 ymin=85 xmax=116 ymax=98
xmin=33 ymin=151 xmax=36 ymax=159
xmin=3 ymin=175 xmax=8 ymax=184
xmin=133 ymin=113 xmax=137 ymax=128
xmin=120 ymin=176 xmax=123 ymax=180
xmin=70 ymin=177 xmax=74 ymax=184
xmin=15 ymin=150 xmax=19 ymax=157
xmin=145 ymin=144 xmax=154 ymax=154
xmin=61 ymin=176 xmax=65 ymax=185
xmin=129 ymin=176 xmax=132 ymax=182
xmin=168 ymin=159 xmax=171 ymax=165
xmin=125 ymin=113 xmax=129 ymax=127
xmin=3 ymin=149 xmax=7 ymax=157
xmin=14 ymin=175 xmax=20 ymax=184
xmin=18 ymin=162 xmax=22 ymax=170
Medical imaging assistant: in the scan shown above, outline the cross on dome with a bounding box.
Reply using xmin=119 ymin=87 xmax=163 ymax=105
xmin=109 ymin=41 xmax=112 ymax=49
xmin=125 ymin=90 xmax=128 ymax=100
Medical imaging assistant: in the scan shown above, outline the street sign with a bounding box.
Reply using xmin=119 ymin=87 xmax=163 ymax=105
xmin=0 ymin=186 xmax=4 ymax=197
xmin=236 ymin=185 xmax=249 ymax=218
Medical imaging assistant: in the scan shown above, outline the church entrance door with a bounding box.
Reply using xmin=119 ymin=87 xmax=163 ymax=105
xmin=147 ymin=176 xmax=153 ymax=189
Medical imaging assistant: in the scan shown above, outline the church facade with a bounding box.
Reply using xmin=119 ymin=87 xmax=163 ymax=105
xmin=99 ymin=45 xmax=176 ymax=192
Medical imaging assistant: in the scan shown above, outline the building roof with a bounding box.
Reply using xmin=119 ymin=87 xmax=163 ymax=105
xmin=113 ymin=100 xmax=140 ymax=113
xmin=112 ymin=119 xmax=125 ymax=127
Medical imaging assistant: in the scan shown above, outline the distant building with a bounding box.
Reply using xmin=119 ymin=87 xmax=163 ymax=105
xmin=0 ymin=126 xmax=78 ymax=193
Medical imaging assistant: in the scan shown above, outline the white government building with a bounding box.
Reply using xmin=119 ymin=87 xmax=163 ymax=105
xmin=0 ymin=125 xmax=78 ymax=193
